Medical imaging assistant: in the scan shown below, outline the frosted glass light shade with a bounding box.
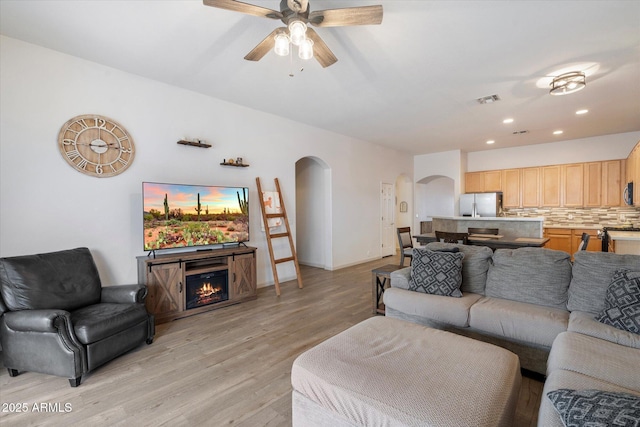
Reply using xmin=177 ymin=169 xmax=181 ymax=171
xmin=298 ymin=38 xmax=314 ymax=60
xmin=274 ymin=33 xmax=290 ymax=56
xmin=288 ymin=20 xmax=307 ymax=46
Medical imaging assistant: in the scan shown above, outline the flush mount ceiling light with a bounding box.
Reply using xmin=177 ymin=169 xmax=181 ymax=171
xmin=549 ymin=71 xmax=586 ymax=96
xmin=477 ymin=94 xmax=501 ymax=104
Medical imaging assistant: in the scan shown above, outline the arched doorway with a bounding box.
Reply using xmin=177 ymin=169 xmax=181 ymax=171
xmin=295 ymin=156 xmax=332 ymax=270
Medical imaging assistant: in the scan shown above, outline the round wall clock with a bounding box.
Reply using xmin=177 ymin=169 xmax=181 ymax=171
xmin=57 ymin=114 xmax=135 ymax=177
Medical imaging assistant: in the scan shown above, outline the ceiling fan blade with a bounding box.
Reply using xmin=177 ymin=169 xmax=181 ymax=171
xmin=306 ymin=28 xmax=337 ymax=68
xmin=308 ymin=5 xmax=383 ymax=27
xmin=244 ymin=27 xmax=284 ymax=62
xmin=203 ymin=0 xmax=283 ymax=19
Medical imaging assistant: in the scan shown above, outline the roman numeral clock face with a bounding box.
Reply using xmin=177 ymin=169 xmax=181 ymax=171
xmin=57 ymin=114 xmax=135 ymax=177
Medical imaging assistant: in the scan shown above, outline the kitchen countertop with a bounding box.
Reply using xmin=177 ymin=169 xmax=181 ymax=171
xmin=544 ymin=224 xmax=638 ymax=230
xmin=607 ymin=231 xmax=640 ymax=241
xmin=431 ymin=216 xmax=544 ymax=222
xmin=544 ymin=224 xmax=603 ymax=230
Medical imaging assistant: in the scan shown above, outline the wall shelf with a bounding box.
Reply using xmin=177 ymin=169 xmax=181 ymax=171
xmin=220 ymin=162 xmax=249 ymax=167
xmin=177 ymin=140 xmax=211 ymax=148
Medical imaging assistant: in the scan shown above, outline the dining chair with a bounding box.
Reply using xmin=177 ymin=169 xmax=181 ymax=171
xmin=435 ymin=231 xmax=469 ymax=245
xmin=577 ymin=232 xmax=590 ymax=251
xmin=397 ymin=227 xmax=414 ymax=267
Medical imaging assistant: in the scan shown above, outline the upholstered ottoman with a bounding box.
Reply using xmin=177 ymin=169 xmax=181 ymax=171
xmin=291 ymin=316 xmax=521 ymax=427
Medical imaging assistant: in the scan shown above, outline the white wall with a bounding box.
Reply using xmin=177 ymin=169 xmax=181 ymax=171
xmin=395 ymin=174 xmax=413 ymax=228
xmin=295 ymin=157 xmax=327 ymax=268
xmin=0 ymin=36 xmax=413 ymax=287
xmin=413 ymin=150 xmax=463 ymax=230
xmin=467 ymin=133 xmax=639 ymax=171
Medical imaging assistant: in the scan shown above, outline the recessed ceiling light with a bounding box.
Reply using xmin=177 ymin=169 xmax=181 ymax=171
xmin=576 ymin=109 xmax=589 ymax=115
xmin=486 ymin=140 xmax=495 ymax=144
xmin=503 ymin=118 xmax=514 ymax=124
xmin=553 ymin=130 xmax=563 ymax=135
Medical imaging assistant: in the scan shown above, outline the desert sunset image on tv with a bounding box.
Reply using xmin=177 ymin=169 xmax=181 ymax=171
xmin=143 ymin=182 xmax=249 ymax=251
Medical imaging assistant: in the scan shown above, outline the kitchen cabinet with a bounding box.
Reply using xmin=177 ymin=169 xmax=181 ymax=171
xmin=521 ymin=167 xmax=540 ymax=207
xmin=483 ymin=170 xmax=502 ymax=192
xmin=465 ymin=172 xmax=484 ymax=193
xmin=562 ymin=163 xmax=584 ymax=207
xmin=544 ymin=228 xmax=601 ymax=256
xmin=571 ymin=229 xmax=601 ymax=252
xmin=543 ymin=228 xmax=572 ymax=253
xmin=467 ymin=157 xmax=629 ymax=208
xmin=541 ymin=165 xmax=561 ymax=207
xmin=583 ymin=162 xmax=602 ymax=207
xmin=502 ymin=169 xmax=521 ymax=208
xmin=626 ymin=141 xmax=640 ymax=206
xmin=464 ymin=170 xmax=502 ymax=193
xmin=602 ymin=160 xmax=625 ymax=207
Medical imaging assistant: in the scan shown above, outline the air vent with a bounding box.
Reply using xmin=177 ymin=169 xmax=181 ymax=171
xmin=476 ymin=94 xmax=501 ymax=104
xmin=512 ymin=130 xmax=529 ymax=135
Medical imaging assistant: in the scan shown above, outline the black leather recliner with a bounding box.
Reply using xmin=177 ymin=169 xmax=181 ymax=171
xmin=0 ymin=247 xmax=154 ymax=387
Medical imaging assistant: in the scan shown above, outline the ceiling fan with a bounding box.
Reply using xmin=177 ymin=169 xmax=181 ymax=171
xmin=203 ymin=0 xmax=383 ymax=68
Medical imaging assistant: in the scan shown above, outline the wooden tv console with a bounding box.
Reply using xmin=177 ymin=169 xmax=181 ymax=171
xmin=137 ymin=246 xmax=257 ymax=324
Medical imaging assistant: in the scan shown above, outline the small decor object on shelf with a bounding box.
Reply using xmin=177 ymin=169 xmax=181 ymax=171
xmin=58 ymin=114 xmax=135 ymax=177
xmin=220 ymin=158 xmax=250 ymax=167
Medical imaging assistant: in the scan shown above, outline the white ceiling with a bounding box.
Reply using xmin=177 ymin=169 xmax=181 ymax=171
xmin=1 ymin=0 xmax=639 ymax=155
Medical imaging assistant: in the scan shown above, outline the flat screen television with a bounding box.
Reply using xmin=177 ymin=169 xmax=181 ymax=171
xmin=143 ymin=182 xmax=249 ymax=251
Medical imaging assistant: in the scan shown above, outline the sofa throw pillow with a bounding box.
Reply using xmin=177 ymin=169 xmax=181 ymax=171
xmin=568 ymin=251 xmax=640 ymax=315
xmin=485 ymin=248 xmax=572 ymax=310
xmin=426 ymin=242 xmax=493 ymax=295
xmin=408 ymin=248 xmax=464 ymax=297
xmin=547 ymin=389 xmax=640 ymax=427
xmin=596 ymin=270 xmax=640 ymax=335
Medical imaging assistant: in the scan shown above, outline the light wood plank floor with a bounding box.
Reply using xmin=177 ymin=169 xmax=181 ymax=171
xmin=0 ymin=255 xmax=543 ymax=426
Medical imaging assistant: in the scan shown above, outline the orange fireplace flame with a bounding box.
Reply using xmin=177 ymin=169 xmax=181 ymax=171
xmin=197 ymin=282 xmax=222 ymax=298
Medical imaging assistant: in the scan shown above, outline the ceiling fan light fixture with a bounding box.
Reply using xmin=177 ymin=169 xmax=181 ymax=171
xmin=274 ymin=33 xmax=290 ymax=56
xmin=288 ymin=20 xmax=307 ymax=46
xmin=299 ymin=38 xmax=314 ymax=60
xmin=549 ymin=71 xmax=586 ymax=96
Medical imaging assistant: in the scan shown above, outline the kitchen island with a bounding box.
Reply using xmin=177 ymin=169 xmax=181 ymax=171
xmin=416 ymin=216 xmax=547 ymax=249
xmin=428 ymin=216 xmax=545 ymax=238
xmin=607 ymin=230 xmax=640 ymax=254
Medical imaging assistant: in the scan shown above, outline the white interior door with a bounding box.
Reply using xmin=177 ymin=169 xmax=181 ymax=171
xmin=381 ymin=183 xmax=395 ymax=257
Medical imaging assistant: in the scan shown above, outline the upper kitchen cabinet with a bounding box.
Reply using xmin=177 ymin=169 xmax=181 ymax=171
xmin=541 ymin=165 xmax=561 ymax=207
xmin=466 ymin=157 xmax=630 ymax=208
xmin=627 ymin=141 xmax=640 ymax=206
xmin=465 ymin=172 xmax=484 ymax=193
xmin=562 ymin=163 xmax=584 ymax=207
xmin=464 ymin=170 xmax=502 ymax=193
xmin=602 ymin=160 xmax=625 ymax=207
xmin=521 ymin=167 xmax=540 ymax=207
xmin=502 ymin=169 xmax=521 ymax=208
xmin=583 ymin=162 xmax=602 ymax=207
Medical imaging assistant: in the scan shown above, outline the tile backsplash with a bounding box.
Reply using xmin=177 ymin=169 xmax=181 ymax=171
xmin=504 ymin=206 xmax=640 ymax=228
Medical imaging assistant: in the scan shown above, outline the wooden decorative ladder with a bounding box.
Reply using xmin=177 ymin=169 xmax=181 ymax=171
xmin=256 ymin=177 xmax=303 ymax=296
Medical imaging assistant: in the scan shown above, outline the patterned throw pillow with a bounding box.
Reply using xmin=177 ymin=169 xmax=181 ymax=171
xmin=547 ymin=389 xmax=640 ymax=427
xmin=408 ymin=248 xmax=464 ymax=297
xmin=596 ymin=270 xmax=640 ymax=335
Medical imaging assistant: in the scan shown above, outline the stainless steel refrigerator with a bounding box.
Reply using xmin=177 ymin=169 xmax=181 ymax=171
xmin=459 ymin=192 xmax=503 ymax=217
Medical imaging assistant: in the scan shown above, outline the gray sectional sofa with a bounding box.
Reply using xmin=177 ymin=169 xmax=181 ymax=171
xmin=384 ymin=244 xmax=640 ymax=426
